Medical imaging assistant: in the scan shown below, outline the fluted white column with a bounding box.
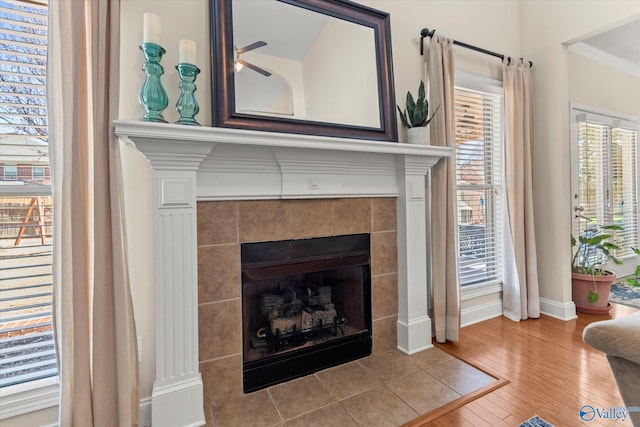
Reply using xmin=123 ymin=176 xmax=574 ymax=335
xmin=117 ymin=125 xmax=214 ymax=427
xmin=396 ymin=155 xmax=442 ymax=354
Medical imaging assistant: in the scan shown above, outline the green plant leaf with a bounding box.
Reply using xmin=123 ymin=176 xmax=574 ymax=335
xmin=417 ymin=81 xmax=425 ymax=103
xmin=396 ymin=106 xmax=410 ymax=128
xmin=602 ymin=225 xmax=624 ymax=231
xmin=424 ymin=105 xmax=440 ymax=126
xmin=587 ymin=290 xmax=599 ymax=303
xmin=626 ymin=276 xmax=640 ymax=287
xmin=406 ymin=92 xmax=416 ymax=121
xmin=571 ymin=235 xmax=576 ymax=247
xmin=580 ymin=234 xmax=612 ymax=246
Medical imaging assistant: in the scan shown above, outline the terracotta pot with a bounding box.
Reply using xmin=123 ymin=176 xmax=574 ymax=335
xmin=407 ymin=127 xmax=429 ymax=144
xmin=571 ymin=271 xmax=615 ymax=314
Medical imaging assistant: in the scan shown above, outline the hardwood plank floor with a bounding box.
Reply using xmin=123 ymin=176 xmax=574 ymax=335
xmin=417 ymin=303 xmax=638 ymax=426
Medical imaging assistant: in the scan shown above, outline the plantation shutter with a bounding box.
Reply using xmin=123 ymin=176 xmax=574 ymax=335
xmin=574 ymin=112 xmax=639 ymax=260
xmin=455 ymin=87 xmax=503 ymax=286
xmin=0 ymin=0 xmax=48 ymax=141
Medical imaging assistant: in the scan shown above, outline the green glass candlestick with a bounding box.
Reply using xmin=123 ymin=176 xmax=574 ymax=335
xmin=175 ymin=63 xmax=201 ymax=126
xmin=139 ymin=43 xmax=169 ymax=123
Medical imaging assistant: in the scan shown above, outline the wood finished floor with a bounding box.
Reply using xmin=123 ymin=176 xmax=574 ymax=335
xmin=412 ymin=303 xmax=639 ymax=427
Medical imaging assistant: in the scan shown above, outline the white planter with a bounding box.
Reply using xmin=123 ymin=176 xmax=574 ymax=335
xmin=407 ymin=127 xmax=430 ymax=145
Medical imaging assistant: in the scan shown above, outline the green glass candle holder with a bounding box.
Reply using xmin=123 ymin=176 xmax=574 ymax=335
xmin=139 ymin=42 xmax=169 ymax=123
xmin=175 ymin=63 xmax=201 ymax=126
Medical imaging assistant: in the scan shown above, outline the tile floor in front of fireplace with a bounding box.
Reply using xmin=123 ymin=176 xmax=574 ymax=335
xmin=205 ymin=347 xmax=496 ymax=427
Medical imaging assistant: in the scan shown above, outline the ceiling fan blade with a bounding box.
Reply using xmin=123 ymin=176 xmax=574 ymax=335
xmin=237 ymin=58 xmax=272 ymax=77
xmin=236 ymin=40 xmax=267 ymax=54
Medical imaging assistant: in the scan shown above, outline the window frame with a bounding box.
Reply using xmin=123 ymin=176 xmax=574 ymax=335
xmin=32 ymin=164 xmax=45 ymax=181
xmin=0 ymin=0 xmax=58 ymax=420
xmin=454 ymin=71 xmax=505 ymax=290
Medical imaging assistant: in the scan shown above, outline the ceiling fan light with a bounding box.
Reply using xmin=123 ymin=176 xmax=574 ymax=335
xmin=235 ymin=61 xmax=244 ymax=72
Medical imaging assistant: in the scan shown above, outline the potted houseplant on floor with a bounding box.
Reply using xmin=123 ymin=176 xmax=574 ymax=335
xmin=571 ymin=223 xmax=623 ymax=314
xmin=397 ymin=81 xmax=439 ymax=144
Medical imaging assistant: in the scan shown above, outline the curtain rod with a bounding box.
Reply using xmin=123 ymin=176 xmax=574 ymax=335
xmin=420 ymin=28 xmax=533 ymax=68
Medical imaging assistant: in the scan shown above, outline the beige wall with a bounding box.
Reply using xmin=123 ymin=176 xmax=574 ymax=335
xmin=116 ymin=0 xmax=640 ymax=407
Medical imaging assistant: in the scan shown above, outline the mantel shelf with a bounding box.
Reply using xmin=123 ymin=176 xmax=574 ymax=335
xmin=114 ymin=119 xmax=452 ymax=159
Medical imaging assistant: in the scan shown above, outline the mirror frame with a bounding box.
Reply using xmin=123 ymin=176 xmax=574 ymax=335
xmin=210 ymin=0 xmax=398 ymax=142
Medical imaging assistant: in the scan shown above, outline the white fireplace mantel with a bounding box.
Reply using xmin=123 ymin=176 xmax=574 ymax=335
xmin=114 ymin=120 xmax=452 ymax=427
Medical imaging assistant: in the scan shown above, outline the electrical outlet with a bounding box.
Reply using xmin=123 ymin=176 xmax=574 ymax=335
xmin=308 ymin=177 xmax=320 ymax=189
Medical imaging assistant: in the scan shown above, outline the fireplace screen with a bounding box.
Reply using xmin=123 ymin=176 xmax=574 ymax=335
xmin=241 ymin=233 xmax=372 ymax=392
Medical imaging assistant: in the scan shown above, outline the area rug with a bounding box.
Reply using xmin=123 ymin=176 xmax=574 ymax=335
xmin=518 ymin=415 xmax=555 ymax=427
xmin=609 ymin=282 xmax=640 ymax=309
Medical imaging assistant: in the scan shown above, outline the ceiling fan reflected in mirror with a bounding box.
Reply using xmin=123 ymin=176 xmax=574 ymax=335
xmin=235 ymin=41 xmax=272 ymax=77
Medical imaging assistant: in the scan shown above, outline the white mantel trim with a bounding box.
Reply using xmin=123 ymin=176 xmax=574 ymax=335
xmin=115 ymin=120 xmax=451 ymax=427
xmin=114 ymin=120 xmax=452 ymax=158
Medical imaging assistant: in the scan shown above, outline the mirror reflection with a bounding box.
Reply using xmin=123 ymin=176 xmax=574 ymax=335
xmin=232 ymin=0 xmax=380 ymax=128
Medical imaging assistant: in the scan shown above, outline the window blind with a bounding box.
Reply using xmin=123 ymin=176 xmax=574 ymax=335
xmin=0 ymin=0 xmax=48 ymax=141
xmin=455 ymin=87 xmax=503 ymax=286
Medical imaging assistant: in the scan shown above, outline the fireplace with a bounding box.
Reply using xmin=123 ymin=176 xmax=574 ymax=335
xmin=241 ymin=233 xmax=372 ymax=392
xmin=115 ymin=120 xmax=450 ymax=427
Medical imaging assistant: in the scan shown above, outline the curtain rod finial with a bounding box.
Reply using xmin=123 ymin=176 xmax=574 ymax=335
xmin=420 ymin=28 xmax=435 ymax=38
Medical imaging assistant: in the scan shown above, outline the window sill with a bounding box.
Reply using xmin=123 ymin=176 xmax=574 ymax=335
xmin=0 ymin=376 xmax=59 ymax=420
xmin=461 ymin=281 xmax=503 ymax=301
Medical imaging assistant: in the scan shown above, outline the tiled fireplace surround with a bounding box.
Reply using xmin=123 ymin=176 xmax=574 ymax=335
xmin=115 ymin=120 xmax=451 ymax=427
xmin=197 ymin=197 xmax=398 ymax=405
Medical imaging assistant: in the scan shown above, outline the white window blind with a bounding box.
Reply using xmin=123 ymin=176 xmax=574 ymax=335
xmin=574 ymin=114 xmax=639 ymax=260
xmin=0 ymin=0 xmax=56 ymax=407
xmin=0 ymin=0 xmax=48 ymax=141
xmin=455 ymin=86 xmax=503 ymax=286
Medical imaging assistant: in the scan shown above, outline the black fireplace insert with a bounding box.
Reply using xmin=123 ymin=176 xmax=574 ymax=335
xmin=241 ymin=233 xmax=372 ymax=392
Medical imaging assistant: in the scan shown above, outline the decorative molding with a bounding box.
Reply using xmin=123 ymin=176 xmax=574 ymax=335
xmin=568 ymin=42 xmax=640 ymax=78
xmin=540 ymin=298 xmax=577 ymax=321
xmin=139 ymin=397 xmax=152 ymax=427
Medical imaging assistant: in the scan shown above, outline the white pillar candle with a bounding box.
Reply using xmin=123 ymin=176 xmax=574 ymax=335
xmin=179 ymin=39 xmax=197 ymax=65
xmin=143 ymin=12 xmax=161 ymax=45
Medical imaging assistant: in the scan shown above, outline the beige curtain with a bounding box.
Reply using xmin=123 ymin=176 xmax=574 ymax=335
xmin=426 ymin=35 xmax=460 ymax=343
xmin=502 ymin=59 xmax=540 ymax=321
xmin=48 ymin=0 xmax=139 ymax=425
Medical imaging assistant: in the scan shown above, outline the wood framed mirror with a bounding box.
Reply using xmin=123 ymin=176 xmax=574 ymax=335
xmin=210 ymin=0 xmax=398 ymax=141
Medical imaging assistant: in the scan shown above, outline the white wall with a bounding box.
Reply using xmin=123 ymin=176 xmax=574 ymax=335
xmin=115 ymin=0 xmax=640 ymax=414
xmin=519 ymin=1 xmax=640 ymax=309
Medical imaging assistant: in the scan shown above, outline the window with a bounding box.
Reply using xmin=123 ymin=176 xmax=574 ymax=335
xmin=572 ymin=107 xmax=639 ymax=269
xmin=455 ymin=73 xmax=504 ymax=287
xmin=3 ymin=163 xmax=17 ymax=180
xmin=32 ymin=164 xmax=44 ymax=180
xmin=0 ymin=0 xmax=56 ymax=418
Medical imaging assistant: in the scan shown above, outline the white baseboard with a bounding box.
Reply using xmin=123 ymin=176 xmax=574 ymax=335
xmin=151 ymin=375 xmax=205 ymax=427
xmin=138 ymin=397 xmax=152 ymax=427
xmin=396 ymin=316 xmax=433 ymax=354
xmin=540 ymin=298 xmax=577 ymax=321
xmin=461 ymin=300 xmax=503 ymax=327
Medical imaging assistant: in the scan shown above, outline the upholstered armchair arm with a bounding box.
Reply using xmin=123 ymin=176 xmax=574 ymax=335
xmin=583 ymin=312 xmax=640 ymax=366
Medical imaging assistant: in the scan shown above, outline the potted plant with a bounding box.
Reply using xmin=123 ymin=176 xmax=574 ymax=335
xmin=571 ymin=223 xmax=623 ymax=314
xmin=396 ymin=81 xmax=439 ymax=144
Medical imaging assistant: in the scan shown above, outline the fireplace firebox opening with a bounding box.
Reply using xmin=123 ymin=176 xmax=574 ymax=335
xmin=241 ymin=233 xmax=372 ymax=392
